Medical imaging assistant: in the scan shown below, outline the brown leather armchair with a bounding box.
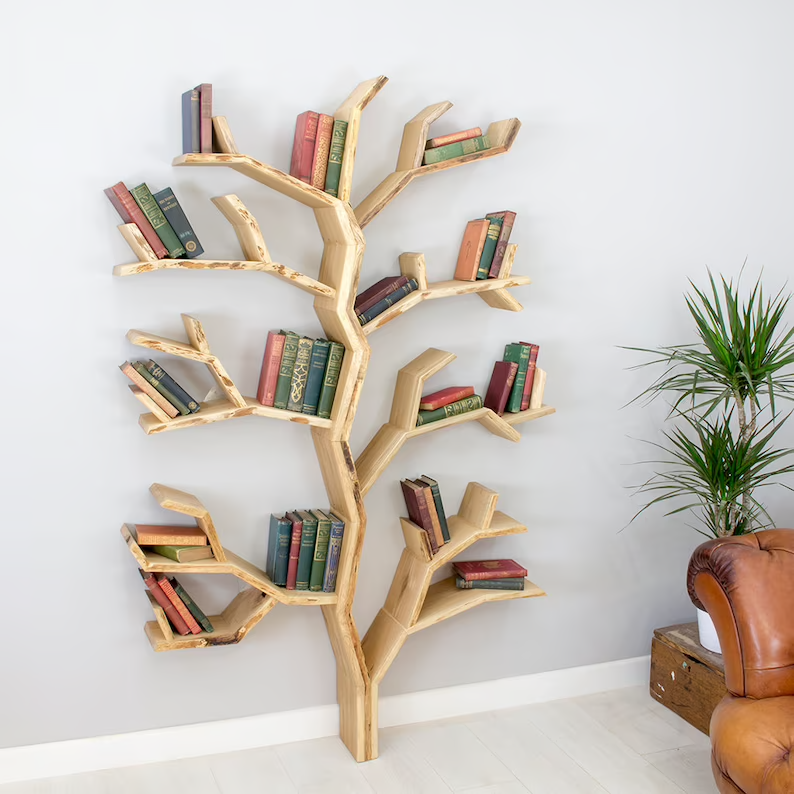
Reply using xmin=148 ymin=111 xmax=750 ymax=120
xmin=687 ymin=529 xmax=794 ymax=793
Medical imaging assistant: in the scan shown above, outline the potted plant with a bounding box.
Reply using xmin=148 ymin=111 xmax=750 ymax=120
xmin=626 ymin=272 xmax=794 ymax=651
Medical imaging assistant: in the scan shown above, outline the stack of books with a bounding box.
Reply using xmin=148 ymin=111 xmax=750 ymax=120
xmin=257 ymin=331 xmax=345 ymax=417
xmin=354 ymin=276 xmax=419 ymax=326
xmin=453 ymin=559 xmax=528 ymax=591
xmin=400 ymin=475 xmax=450 ymax=556
xmin=267 ymin=511 xmax=346 ymax=592
xmin=483 ymin=342 xmax=540 ymax=416
xmin=181 ymin=82 xmax=214 ymax=154
xmin=422 ymin=127 xmax=490 ymax=166
xmin=289 ymin=111 xmax=348 ymax=197
xmin=120 ymin=359 xmax=201 ymax=419
xmin=416 ymin=387 xmax=481 ymax=427
xmin=132 ymin=522 xmax=215 ymax=562
xmin=105 ymin=181 xmax=204 ymax=260
xmin=455 ymin=212 xmax=516 ymax=281
xmin=140 ymin=569 xmax=214 ymax=636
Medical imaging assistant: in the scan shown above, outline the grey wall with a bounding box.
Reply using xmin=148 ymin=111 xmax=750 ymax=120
xmin=2 ymin=0 xmax=794 ymax=748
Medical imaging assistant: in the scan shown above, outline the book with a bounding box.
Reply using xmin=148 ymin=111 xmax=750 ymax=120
xmin=454 ymin=219 xmax=491 ymax=281
xmin=290 ymin=111 xmax=319 ymax=184
xmin=256 ymin=331 xmax=286 ymax=407
xmin=144 ymin=360 xmax=199 ymax=413
xmin=324 ymin=119 xmax=348 ymax=197
xmin=274 ymin=330 xmax=300 ymax=410
xmin=357 ymin=280 xmax=419 ymax=325
xmin=477 ymin=216 xmax=503 ymax=280
xmin=415 ymin=481 xmax=444 ymax=549
xmin=197 ymin=83 xmax=213 ymax=153
xmin=152 ymin=188 xmax=204 ymax=259
xmin=422 ymin=135 xmax=490 ymax=165
xmin=182 ymin=88 xmax=200 ymax=154
xmin=295 ymin=510 xmax=318 ymax=590
xmin=130 ymin=183 xmax=186 ymax=259
xmin=426 ymin=127 xmax=483 ymax=149
xmin=355 ymin=276 xmax=409 ymax=315
xmin=323 ymin=512 xmax=346 ymax=593
xmin=105 ymin=182 xmax=168 ymax=259
xmin=519 ymin=342 xmax=539 ymax=411
xmin=287 ymin=336 xmax=313 ymax=412
xmin=132 ymin=362 xmax=190 ymax=416
xmin=134 ymin=524 xmax=208 ymax=546
xmin=400 ymin=480 xmax=439 ymax=554
xmin=317 ymin=341 xmax=345 ymax=420
xmin=149 ymin=545 xmax=214 ymax=563
xmin=455 ymin=576 xmax=525 ymax=591
xmin=309 ymin=510 xmax=332 ymax=591
xmin=267 ymin=513 xmax=293 ymax=587
xmin=157 ymin=575 xmax=202 ymax=634
xmin=415 ymin=475 xmax=450 ymax=543
xmin=416 ymin=395 xmax=483 ymax=426
xmin=119 ymin=361 xmax=179 ymax=418
xmin=302 ymin=339 xmax=331 ymax=415
xmin=170 ymin=576 xmax=214 ymax=632
xmin=311 ymin=114 xmax=334 ymax=190
xmin=453 ymin=559 xmax=528 ymax=581
xmin=483 ymin=361 xmax=518 ymax=415
xmin=419 ymin=386 xmax=475 ymax=411
xmin=503 ymin=342 xmax=530 ymax=413
xmin=139 ymin=569 xmax=190 ymax=635
xmin=486 ymin=211 xmax=516 ymax=278
xmin=285 ymin=512 xmax=303 ymax=590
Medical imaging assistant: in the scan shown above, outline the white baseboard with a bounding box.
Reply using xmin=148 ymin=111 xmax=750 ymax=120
xmin=0 ymin=655 xmax=649 ymax=784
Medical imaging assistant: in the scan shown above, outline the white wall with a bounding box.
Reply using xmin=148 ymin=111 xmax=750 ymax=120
xmin=2 ymin=0 xmax=793 ymax=748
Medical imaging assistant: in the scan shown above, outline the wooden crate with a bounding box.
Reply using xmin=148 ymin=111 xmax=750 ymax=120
xmin=650 ymin=622 xmax=727 ymax=734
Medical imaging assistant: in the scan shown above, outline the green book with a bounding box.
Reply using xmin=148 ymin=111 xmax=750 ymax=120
xmin=503 ymin=342 xmax=530 ymax=413
xmin=287 ymin=337 xmax=314 ymax=412
xmin=302 ymin=339 xmax=331 ymax=415
xmin=149 ymin=545 xmax=213 ymax=563
xmin=274 ymin=330 xmax=300 ymax=409
xmin=317 ymin=341 xmax=345 ymax=420
xmin=130 ymin=183 xmax=186 ymax=258
xmin=295 ymin=510 xmax=318 ymax=590
xmin=455 ymin=576 xmax=525 ymax=591
xmin=422 ymin=135 xmax=490 ymax=166
xmin=416 ymin=395 xmax=483 ymax=426
xmin=324 ymin=119 xmax=348 ymax=197
xmin=309 ymin=510 xmax=332 ymax=591
xmin=170 ymin=576 xmax=214 ymax=632
xmin=477 ymin=217 xmax=503 ymax=279
xmin=132 ymin=362 xmax=190 ymax=415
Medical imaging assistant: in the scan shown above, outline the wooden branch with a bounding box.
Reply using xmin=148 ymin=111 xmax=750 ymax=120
xmin=211 ymin=116 xmax=239 ymax=154
xmin=211 ymin=194 xmax=271 ymax=262
xmin=118 ymin=223 xmax=157 ymax=262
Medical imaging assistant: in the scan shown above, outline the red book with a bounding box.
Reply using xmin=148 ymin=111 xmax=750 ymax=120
xmin=419 ymin=386 xmax=475 ymax=411
xmin=139 ymin=570 xmax=190 ymax=635
xmin=285 ymin=512 xmax=303 ymax=590
xmin=455 ymin=219 xmax=491 ymax=281
xmin=105 ymin=182 xmax=168 ymax=259
xmin=426 ymin=127 xmax=483 ymax=149
xmin=311 ymin=114 xmax=334 ymax=190
xmin=156 ymin=575 xmax=203 ymax=634
xmin=483 ymin=361 xmax=518 ymax=415
xmin=400 ymin=480 xmax=439 ymax=554
xmin=519 ymin=342 xmax=540 ymax=411
xmin=355 ymin=276 xmax=409 ymax=314
xmin=486 ymin=211 xmax=517 ymax=278
xmin=290 ymin=111 xmax=319 ymax=184
xmin=197 ymin=83 xmax=213 ymax=153
xmin=257 ymin=331 xmax=286 ymax=407
xmin=453 ymin=559 xmax=528 ymax=581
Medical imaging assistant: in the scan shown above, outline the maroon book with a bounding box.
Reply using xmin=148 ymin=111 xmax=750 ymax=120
xmin=257 ymin=330 xmax=286 ymax=407
xmin=197 ymin=83 xmax=213 ymax=153
xmin=453 ymin=559 xmax=528 ymax=581
xmin=483 ymin=361 xmax=518 ymax=415
xmin=355 ymin=276 xmax=409 ymax=314
xmin=486 ymin=211 xmax=517 ymax=278
xmin=285 ymin=512 xmax=303 ymax=590
xmin=139 ymin=569 xmax=190 ymax=635
xmin=400 ymin=479 xmax=439 ymax=553
xmin=290 ymin=111 xmax=320 ymax=184
xmin=519 ymin=342 xmax=540 ymax=411
xmin=105 ymin=182 xmax=168 ymax=258
xmin=419 ymin=386 xmax=475 ymax=411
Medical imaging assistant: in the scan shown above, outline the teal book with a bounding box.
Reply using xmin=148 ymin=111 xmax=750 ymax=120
xmin=455 ymin=576 xmax=525 ymax=591
xmin=323 ymin=512 xmax=346 ymax=593
xmin=132 ymin=362 xmax=190 ymax=415
xmin=477 ymin=217 xmax=503 ymax=279
xmin=268 ymin=514 xmax=293 ymax=587
xmin=130 ymin=183 xmax=186 ymax=258
xmin=503 ymin=342 xmax=530 ymax=413
xmin=416 ymin=475 xmax=450 ymax=543
xmin=145 ymin=360 xmax=200 ymax=413
xmin=170 ymin=577 xmax=214 ymax=632
xmin=302 ymin=339 xmax=331 ymax=415
xmin=422 ymin=135 xmax=490 ymax=165
xmin=295 ymin=510 xmax=318 ymax=590
xmin=287 ymin=336 xmax=313 ymax=412
xmin=317 ymin=341 xmax=345 ymax=419
xmin=309 ymin=510 xmax=332 ymax=591
xmin=324 ymin=119 xmax=348 ymax=197
xmin=416 ymin=395 xmax=483 ymax=426
xmin=274 ymin=330 xmax=300 ymax=409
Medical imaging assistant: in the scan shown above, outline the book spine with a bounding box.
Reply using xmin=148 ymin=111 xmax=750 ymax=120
xmin=324 ymin=119 xmax=348 ymax=197
xmin=198 ymin=83 xmax=213 ymax=153
xmin=273 ymin=516 xmax=293 ymax=587
xmin=132 ymin=362 xmax=190 ymax=416
xmin=295 ymin=515 xmax=317 ymax=590
xmin=504 ymin=343 xmax=530 ymax=413
xmin=257 ymin=331 xmax=286 ymax=407
xmin=153 ymin=188 xmax=204 ymax=259
xmin=477 ymin=217 xmax=503 ymax=279
xmin=427 ymin=482 xmax=450 ymax=543
xmin=141 ymin=571 xmax=190 ymax=635
xmin=355 ymin=276 xmax=410 ymax=315
xmin=422 ymin=135 xmax=490 ymax=165
xmin=135 ymin=530 xmax=207 ymax=545
xmin=157 ymin=576 xmax=202 ymax=634
xmin=317 ymin=342 xmax=345 ymax=419
xmin=120 ymin=361 xmax=179 ymax=418
xmin=419 ymin=386 xmax=475 ymax=411
xmin=357 ymin=280 xmax=418 ymax=325
xmin=311 ymin=114 xmax=334 ymax=190
xmin=182 ymin=89 xmax=200 ymax=154
xmin=287 ymin=337 xmax=313 ymax=412
xmin=487 ymin=211 xmax=516 ymax=278
xmin=286 ymin=518 xmax=303 ymax=590
xmin=130 ymin=184 xmax=186 ymax=258
xmin=400 ymin=482 xmax=439 ymax=554
xmin=455 ymin=219 xmax=491 ymax=281
xmin=274 ymin=331 xmax=299 ymax=409
xmin=426 ymin=127 xmax=483 ymax=149
xmin=290 ymin=111 xmax=319 ymax=183
xmin=421 ymin=486 xmax=445 ymax=548
xmin=105 ymin=183 xmax=168 ymax=258
xmin=149 ymin=545 xmax=208 ymax=562
xmin=454 ymin=563 xmax=528 ymax=581
xmin=455 ymin=576 xmax=525 ymax=590
xmin=145 ymin=361 xmax=200 ymax=413
xmin=519 ymin=342 xmax=539 ymax=411
xmin=416 ymin=395 xmax=483 ymax=426
xmin=323 ymin=515 xmax=345 ymax=592
xmin=266 ymin=514 xmax=280 ymax=579
xmin=309 ymin=515 xmax=331 ymax=591
xmin=171 ymin=578 xmax=214 ymax=633
xmin=302 ymin=339 xmax=331 ymax=415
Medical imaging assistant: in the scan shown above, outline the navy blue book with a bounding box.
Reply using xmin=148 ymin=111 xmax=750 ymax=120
xmin=357 ymin=279 xmax=418 ymax=325
xmin=145 ymin=360 xmax=200 ymax=413
xmin=323 ymin=513 xmax=346 ymax=593
xmin=152 ymin=188 xmax=204 ymax=259
xmin=302 ymin=339 xmax=331 ymax=415
xmin=182 ymin=88 xmax=200 ymax=154
xmin=268 ymin=514 xmax=293 ymax=586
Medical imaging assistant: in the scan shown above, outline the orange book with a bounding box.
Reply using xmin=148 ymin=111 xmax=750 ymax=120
xmin=119 ymin=361 xmax=179 ymax=418
xmin=156 ymin=575 xmax=203 ymax=634
xmin=426 ymin=127 xmax=483 ymax=149
xmin=134 ymin=524 xmax=208 ymax=546
xmin=311 ymin=114 xmax=334 ymax=190
xmin=454 ymin=219 xmax=490 ymax=281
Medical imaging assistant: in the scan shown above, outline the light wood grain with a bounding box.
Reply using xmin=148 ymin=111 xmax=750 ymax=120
xmin=211 ymin=116 xmax=239 ymax=154
xmin=211 ymin=194 xmax=271 ymax=262
xmin=145 ymin=590 xmax=174 ymax=641
xmin=118 ymin=223 xmax=157 ymax=262
xmin=400 ymin=517 xmax=433 ymax=563
xmin=395 ymin=101 xmax=453 ymax=172
xmin=529 ymin=368 xmax=547 ymax=410
xmin=129 ymin=385 xmax=172 ymax=423
xmin=458 ymin=482 xmax=499 ymax=530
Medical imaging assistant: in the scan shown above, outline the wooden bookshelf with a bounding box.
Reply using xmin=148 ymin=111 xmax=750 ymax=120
xmin=115 ymin=76 xmax=554 ymax=762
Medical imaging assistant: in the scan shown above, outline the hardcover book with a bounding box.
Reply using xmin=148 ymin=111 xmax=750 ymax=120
xmin=426 ymin=127 xmax=483 ymax=149
xmin=104 ymin=182 xmax=168 ymax=259
xmin=152 ymin=188 xmax=204 ymax=259
xmin=285 ymin=512 xmax=303 ymax=590
xmin=422 ymin=134 xmax=490 ymax=165
xmin=477 ymin=217 xmax=503 ymax=279
xmin=132 ymin=362 xmax=190 ymax=415
xmin=323 ymin=512 xmax=346 ymax=593
xmin=455 ymin=576 xmax=525 ymax=590
xmin=309 ymin=510 xmax=332 ymax=591
xmin=287 ymin=336 xmax=313 ymax=412
xmin=267 ymin=513 xmax=293 ymax=587
xmin=415 ymin=395 xmax=483 ymax=426
xmin=486 ymin=211 xmax=516 ymax=278
xmin=452 ymin=559 xmax=528 ymax=581
xmin=170 ymin=576 xmax=214 ymax=632
xmin=157 ymin=575 xmax=202 ymax=634
xmin=290 ymin=111 xmax=320 ymax=184
xmin=415 ymin=475 xmax=450 ymax=543
xmin=139 ymin=569 xmax=190 ymax=635
xmin=519 ymin=342 xmax=539 ymax=411
xmin=415 ymin=481 xmax=444 ymax=549
xmin=317 ymin=341 xmax=345 ymax=420
xmin=181 ymin=88 xmax=200 ymax=154
xmin=455 ymin=219 xmax=490 ymax=281
xmin=130 ymin=183 xmax=186 ymax=259
xmin=324 ymin=119 xmax=348 ymax=197
xmin=302 ymin=339 xmax=331 ymax=415
xmin=149 ymin=545 xmax=213 ymax=563
xmin=197 ymin=83 xmax=213 ymax=153
xmin=357 ymin=280 xmax=419 ymax=326
xmin=257 ymin=331 xmax=286 ymax=407
xmin=119 ymin=361 xmax=179 ymax=418
xmin=419 ymin=386 xmax=475 ymax=411
xmin=503 ymin=342 xmax=530 ymax=413
xmin=134 ymin=524 xmax=208 ymax=546
xmin=274 ymin=330 xmax=300 ymax=410
xmin=145 ymin=360 xmax=200 ymax=413
xmin=295 ymin=510 xmax=318 ymax=590
xmin=483 ymin=361 xmax=518 ymax=415
xmin=355 ymin=275 xmax=409 ymax=315
xmin=311 ymin=114 xmax=334 ymax=190
xmin=400 ymin=479 xmax=439 ymax=554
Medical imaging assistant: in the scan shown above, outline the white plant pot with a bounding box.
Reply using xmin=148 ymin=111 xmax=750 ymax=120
xmin=697 ymin=608 xmax=722 ymax=654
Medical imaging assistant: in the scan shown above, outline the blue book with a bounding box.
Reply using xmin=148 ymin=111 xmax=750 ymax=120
xmin=146 ymin=360 xmax=200 ymax=413
xmin=357 ymin=279 xmax=418 ymax=325
xmin=323 ymin=513 xmax=346 ymax=593
xmin=268 ymin=514 xmax=293 ymax=587
xmin=182 ymin=88 xmax=200 ymax=154
xmin=302 ymin=339 xmax=331 ymax=416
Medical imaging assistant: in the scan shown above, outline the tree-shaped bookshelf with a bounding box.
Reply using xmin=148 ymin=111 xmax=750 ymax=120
xmin=114 ymin=76 xmax=554 ymax=762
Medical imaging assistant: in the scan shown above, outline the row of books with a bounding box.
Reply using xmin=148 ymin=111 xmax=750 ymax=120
xmin=141 ymin=570 xmax=215 ymax=636
xmin=257 ymin=332 xmax=345 ymax=417
xmin=455 ymin=212 xmax=516 ymax=281
xmin=354 ymin=276 xmax=419 ymax=326
xmin=105 ymin=181 xmax=204 ymax=260
xmin=422 ymin=126 xmax=490 ymax=166
xmin=453 ymin=559 xmax=528 ymax=591
xmin=400 ymin=475 xmax=449 ymax=556
xmin=132 ymin=522 xmax=214 ymax=560
xmin=120 ymin=360 xmax=201 ymax=419
xmin=267 ymin=510 xmax=346 ymax=592
xmin=290 ymin=111 xmax=348 ymax=197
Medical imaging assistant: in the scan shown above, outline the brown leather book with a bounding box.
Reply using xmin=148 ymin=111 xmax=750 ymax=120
xmin=414 ymin=481 xmax=445 ymax=549
xmin=156 ymin=575 xmax=203 ymax=634
xmin=483 ymin=361 xmax=519 ymax=415
xmin=400 ymin=479 xmax=439 ymax=554
xmin=454 ymin=219 xmax=490 ymax=281
xmin=139 ymin=570 xmax=190 ymax=635
xmin=134 ymin=524 xmax=208 ymax=546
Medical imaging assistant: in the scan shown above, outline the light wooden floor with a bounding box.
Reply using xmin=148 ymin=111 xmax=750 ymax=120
xmin=0 ymin=686 xmax=717 ymax=793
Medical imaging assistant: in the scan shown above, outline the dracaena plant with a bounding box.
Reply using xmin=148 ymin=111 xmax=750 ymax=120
xmin=626 ymin=271 xmax=794 ymax=537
